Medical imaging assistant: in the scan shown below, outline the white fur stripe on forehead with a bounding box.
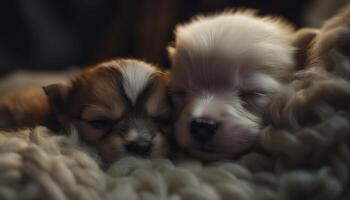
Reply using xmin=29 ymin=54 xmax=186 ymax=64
xmin=120 ymin=62 xmax=155 ymax=104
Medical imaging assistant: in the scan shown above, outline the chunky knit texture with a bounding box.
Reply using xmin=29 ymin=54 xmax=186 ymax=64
xmin=0 ymin=117 xmax=349 ymax=200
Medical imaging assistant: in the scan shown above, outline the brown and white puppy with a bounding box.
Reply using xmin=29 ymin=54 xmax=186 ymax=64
xmin=45 ymin=59 xmax=173 ymax=163
xmin=0 ymin=59 xmax=173 ymax=163
xmin=168 ymin=10 xmax=296 ymax=161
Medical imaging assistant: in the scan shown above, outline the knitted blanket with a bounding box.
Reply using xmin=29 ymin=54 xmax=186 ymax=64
xmin=0 ymin=110 xmax=349 ymax=200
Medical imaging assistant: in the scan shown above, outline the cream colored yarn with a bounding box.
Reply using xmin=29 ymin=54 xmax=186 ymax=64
xmin=0 ymin=122 xmax=348 ymax=200
xmin=0 ymin=127 xmax=107 ymax=200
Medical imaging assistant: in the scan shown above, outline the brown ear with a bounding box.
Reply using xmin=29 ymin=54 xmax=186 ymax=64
xmin=42 ymin=83 xmax=69 ymax=114
xmin=293 ymin=28 xmax=319 ymax=70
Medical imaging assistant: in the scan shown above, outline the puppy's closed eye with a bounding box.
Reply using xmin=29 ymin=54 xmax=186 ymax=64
xmin=239 ymin=90 xmax=266 ymax=101
xmin=87 ymin=119 xmax=115 ymax=129
xmin=152 ymin=115 xmax=173 ymax=125
xmin=239 ymin=90 xmax=269 ymax=112
xmin=172 ymin=90 xmax=187 ymax=98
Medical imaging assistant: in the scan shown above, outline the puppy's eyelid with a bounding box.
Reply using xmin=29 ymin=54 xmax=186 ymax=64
xmin=80 ymin=105 xmax=113 ymax=120
xmin=79 ymin=117 xmax=120 ymax=130
xmin=239 ymin=90 xmax=266 ymax=98
xmin=151 ymin=115 xmax=174 ymax=125
xmin=171 ymin=90 xmax=186 ymax=96
xmin=90 ymin=119 xmax=113 ymax=129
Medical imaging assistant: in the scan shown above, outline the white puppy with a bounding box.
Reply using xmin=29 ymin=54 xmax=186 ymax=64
xmin=168 ymin=10 xmax=296 ymax=161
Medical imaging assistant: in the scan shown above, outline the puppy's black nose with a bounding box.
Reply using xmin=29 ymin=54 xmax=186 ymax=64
xmin=190 ymin=118 xmax=219 ymax=143
xmin=125 ymin=140 xmax=152 ymax=156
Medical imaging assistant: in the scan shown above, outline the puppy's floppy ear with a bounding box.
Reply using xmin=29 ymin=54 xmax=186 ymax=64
xmin=42 ymin=83 xmax=69 ymax=114
xmin=293 ymin=28 xmax=319 ymax=70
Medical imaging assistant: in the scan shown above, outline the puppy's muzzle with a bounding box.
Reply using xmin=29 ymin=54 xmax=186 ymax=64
xmin=125 ymin=139 xmax=152 ymax=156
xmin=190 ymin=118 xmax=219 ymax=143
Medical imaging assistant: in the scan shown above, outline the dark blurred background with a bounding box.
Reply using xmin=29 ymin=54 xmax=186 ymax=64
xmin=0 ymin=0 xmax=347 ymax=76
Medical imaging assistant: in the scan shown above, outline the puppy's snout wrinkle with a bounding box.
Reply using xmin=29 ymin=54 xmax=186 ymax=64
xmin=125 ymin=139 xmax=152 ymax=156
xmin=190 ymin=118 xmax=219 ymax=143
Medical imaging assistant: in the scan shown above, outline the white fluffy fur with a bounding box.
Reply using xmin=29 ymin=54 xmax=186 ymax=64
xmin=120 ymin=62 xmax=154 ymax=104
xmin=169 ymin=10 xmax=295 ymax=81
xmin=169 ymin=10 xmax=296 ymax=160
